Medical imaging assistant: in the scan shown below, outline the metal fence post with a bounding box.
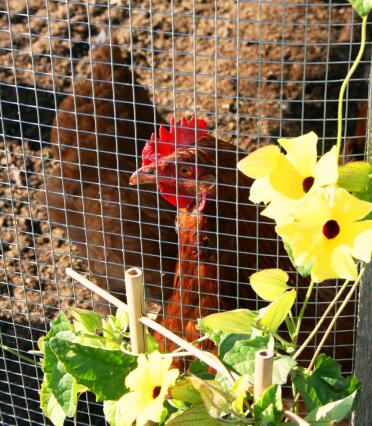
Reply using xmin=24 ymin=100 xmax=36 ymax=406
xmin=352 ymin=62 xmax=372 ymax=426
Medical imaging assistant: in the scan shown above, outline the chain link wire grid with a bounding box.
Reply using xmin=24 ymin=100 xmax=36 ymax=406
xmin=0 ymin=1 xmax=370 ymax=424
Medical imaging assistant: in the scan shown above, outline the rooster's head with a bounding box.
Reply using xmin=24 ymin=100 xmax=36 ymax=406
xmin=129 ymin=116 xmax=216 ymax=211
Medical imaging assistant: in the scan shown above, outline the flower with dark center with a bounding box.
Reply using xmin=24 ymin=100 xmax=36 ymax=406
xmin=117 ymin=351 xmax=179 ymax=426
xmin=152 ymin=386 xmax=161 ymax=399
xmin=238 ymin=132 xmax=339 ymax=226
xmin=322 ymin=219 xmax=340 ymax=239
xmin=302 ymin=176 xmax=315 ymax=193
xmin=276 ymin=187 xmax=372 ymax=283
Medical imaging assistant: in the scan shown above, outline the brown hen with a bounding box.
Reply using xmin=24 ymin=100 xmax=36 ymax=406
xmin=41 ymin=42 xmax=177 ymax=303
xmin=132 ymin=133 xmax=287 ymax=346
xmin=131 ymin=119 xmax=354 ymax=371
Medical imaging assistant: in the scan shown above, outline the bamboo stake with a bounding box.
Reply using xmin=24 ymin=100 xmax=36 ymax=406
xmin=66 ymin=268 xmax=233 ymax=380
xmin=125 ymin=267 xmax=147 ymax=354
xmin=254 ymin=349 xmax=274 ymax=402
xmin=284 ymin=411 xmax=310 ymax=426
xmin=140 ymin=315 xmax=235 ymax=382
xmin=66 ymin=268 xmax=129 ymax=311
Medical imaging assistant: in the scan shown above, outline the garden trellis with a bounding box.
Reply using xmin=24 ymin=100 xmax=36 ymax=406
xmin=0 ymin=1 xmax=370 ymax=425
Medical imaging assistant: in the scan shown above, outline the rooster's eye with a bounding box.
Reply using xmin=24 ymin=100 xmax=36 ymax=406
xmin=178 ymin=166 xmax=193 ymax=177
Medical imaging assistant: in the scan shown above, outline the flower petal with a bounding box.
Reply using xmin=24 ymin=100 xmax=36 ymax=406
xmin=269 ymin=157 xmax=307 ymax=199
xmin=145 ymin=353 xmax=174 ymax=386
xmin=116 ymin=391 xmax=149 ymax=426
xmin=332 ymin=187 xmax=372 ymax=223
xmin=276 ymin=221 xmax=322 ymax=266
xmin=352 ymin=226 xmax=372 ymax=262
xmin=139 ymin=399 xmax=165 ymax=425
xmin=278 ymin=131 xmax=318 ymax=177
xmin=313 ymin=146 xmax=338 ymax=188
xmin=238 ymin=145 xmax=283 ymax=179
xmin=311 ymin=245 xmax=357 ymax=283
xmin=122 ymin=351 xmax=179 ymax=426
xmin=249 ymin=176 xmax=275 ymax=204
xmin=125 ymin=354 xmax=150 ymax=391
xmin=262 ymin=195 xmax=298 ymax=226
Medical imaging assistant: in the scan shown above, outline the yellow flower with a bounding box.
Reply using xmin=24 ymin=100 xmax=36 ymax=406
xmin=276 ymin=187 xmax=372 ymax=283
xmin=237 ymin=132 xmax=338 ymax=225
xmin=116 ymin=351 xmax=179 ymax=426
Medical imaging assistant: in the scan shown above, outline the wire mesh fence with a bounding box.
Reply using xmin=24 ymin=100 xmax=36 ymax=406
xmin=0 ymin=0 xmax=370 ymax=424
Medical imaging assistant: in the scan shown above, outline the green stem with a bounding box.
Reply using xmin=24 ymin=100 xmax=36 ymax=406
xmin=293 ymin=280 xmax=315 ymax=347
xmin=336 ymin=15 xmax=368 ymax=157
xmin=306 ymin=266 xmax=365 ymax=373
xmin=293 ymin=278 xmax=350 ymax=360
xmin=0 ymin=343 xmax=41 ymax=366
xmin=285 ymin=311 xmax=296 ymax=338
xmin=291 ymin=267 xmax=366 ymax=409
xmin=291 ymin=382 xmax=298 ymax=414
xmin=272 ymin=332 xmax=293 ymax=349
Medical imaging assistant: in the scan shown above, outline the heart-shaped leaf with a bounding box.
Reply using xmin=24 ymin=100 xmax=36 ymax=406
xmin=348 ymin=0 xmax=372 ymax=17
xmin=259 ymin=289 xmax=296 ymax=333
xmin=250 ymin=269 xmax=290 ymax=301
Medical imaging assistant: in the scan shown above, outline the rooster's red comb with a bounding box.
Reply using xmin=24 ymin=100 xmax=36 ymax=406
xmin=142 ymin=116 xmax=208 ymax=166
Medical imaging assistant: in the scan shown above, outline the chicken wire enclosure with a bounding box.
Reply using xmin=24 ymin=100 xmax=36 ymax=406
xmin=0 ymin=0 xmax=371 ymax=424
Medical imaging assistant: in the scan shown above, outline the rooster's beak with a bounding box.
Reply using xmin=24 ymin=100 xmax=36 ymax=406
xmin=129 ymin=166 xmax=157 ymax=186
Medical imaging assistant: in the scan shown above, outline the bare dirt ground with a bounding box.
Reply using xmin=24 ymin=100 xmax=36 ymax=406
xmin=0 ymin=1 xmax=370 ymax=424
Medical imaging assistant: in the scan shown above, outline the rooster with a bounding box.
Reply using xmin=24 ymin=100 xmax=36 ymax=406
xmin=41 ymin=39 xmax=178 ymax=304
xmin=129 ymin=116 xmax=289 ymax=349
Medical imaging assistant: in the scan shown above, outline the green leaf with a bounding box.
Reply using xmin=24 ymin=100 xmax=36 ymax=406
xmin=338 ymin=161 xmax=372 ymax=193
xmin=250 ymin=269 xmax=290 ymax=301
xmin=42 ymin=315 xmax=78 ymax=418
xmin=40 ymin=379 xmax=66 ymax=426
xmin=102 ymin=310 xmax=129 ymax=347
xmin=115 ymin=308 xmax=129 ymax=331
xmin=43 ymin=357 xmax=78 ymax=418
xmin=198 ymin=309 xmax=258 ymax=344
xmin=171 ymin=378 xmax=203 ymax=405
xmin=348 ymin=0 xmax=372 ymax=17
xmin=189 ymin=359 xmax=214 ymax=380
xmin=50 ymin=337 xmax=137 ymax=401
xmin=218 ymin=333 xmax=251 ymax=359
xmin=147 ymin=333 xmax=160 ymax=353
xmin=69 ymin=308 xmax=102 ymax=334
xmin=283 ymin=241 xmax=313 ymax=277
xmin=231 ymin=374 xmax=251 ymax=414
xmin=293 ymin=354 xmax=361 ymax=411
xmin=166 ymin=405 xmax=234 ymax=425
xmin=189 ymin=376 xmax=233 ymax=418
xmin=305 ymin=391 xmax=358 ymax=425
xmin=223 ymin=335 xmax=271 ymax=378
xmin=168 ymin=398 xmax=190 ymax=411
xmin=259 ymin=290 xmax=296 ymax=333
xmin=44 ymin=312 xmax=74 ymax=342
xmin=353 ymin=175 xmax=372 ymax=218
xmin=214 ymin=371 xmax=232 ymax=392
xmin=272 ymin=356 xmax=297 ymax=385
xmin=253 ymin=384 xmax=282 ymax=424
xmin=159 ymin=406 xmax=170 ymax=426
